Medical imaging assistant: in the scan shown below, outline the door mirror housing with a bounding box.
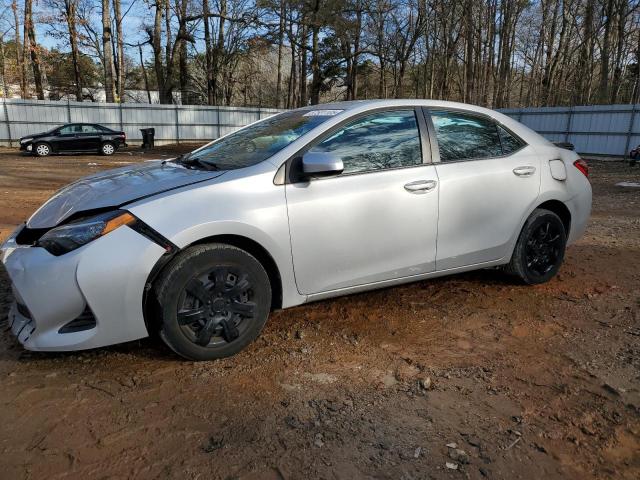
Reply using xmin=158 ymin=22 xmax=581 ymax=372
xmin=301 ymin=152 xmax=344 ymax=178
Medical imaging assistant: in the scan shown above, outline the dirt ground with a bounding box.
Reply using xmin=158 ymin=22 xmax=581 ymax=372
xmin=0 ymin=146 xmax=638 ymax=480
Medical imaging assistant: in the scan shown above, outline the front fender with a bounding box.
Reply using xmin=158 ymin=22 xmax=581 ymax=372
xmin=126 ymin=167 xmax=306 ymax=309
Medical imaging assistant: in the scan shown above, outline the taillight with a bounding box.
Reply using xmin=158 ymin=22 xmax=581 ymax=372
xmin=573 ymin=159 xmax=589 ymax=178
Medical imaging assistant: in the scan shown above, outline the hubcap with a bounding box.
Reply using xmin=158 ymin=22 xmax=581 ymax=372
xmin=525 ymin=221 xmax=562 ymax=276
xmin=103 ymin=144 xmax=114 ymax=154
xmin=37 ymin=145 xmax=48 ymax=155
xmin=177 ymin=268 xmax=255 ymax=347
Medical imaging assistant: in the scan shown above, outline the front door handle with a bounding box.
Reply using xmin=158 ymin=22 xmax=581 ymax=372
xmin=404 ymin=180 xmax=437 ymax=193
xmin=513 ymin=166 xmax=536 ymax=177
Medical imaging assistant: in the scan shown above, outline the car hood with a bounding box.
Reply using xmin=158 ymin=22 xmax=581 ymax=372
xmin=27 ymin=160 xmax=225 ymax=229
xmin=21 ymin=131 xmax=50 ymax=140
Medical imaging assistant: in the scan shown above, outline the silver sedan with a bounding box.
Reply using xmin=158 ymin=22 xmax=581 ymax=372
xmin=1 ymin=100 xmax=592 ymax=360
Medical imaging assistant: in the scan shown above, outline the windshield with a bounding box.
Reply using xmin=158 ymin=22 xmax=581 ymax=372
xmin=180 ymin=109 xmax=342 ymax=170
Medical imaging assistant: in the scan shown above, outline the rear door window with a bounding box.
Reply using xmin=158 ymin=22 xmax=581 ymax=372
xmin=430 ymin=111 xmax=503 ymax=162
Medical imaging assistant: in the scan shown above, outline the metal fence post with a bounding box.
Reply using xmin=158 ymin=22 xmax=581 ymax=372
xmin=175 ymin=104 xmax=180 ymax=144
xmin=66 ymin=99 xmax=72 ymax=123
xmin=565 ymin=106 xmax=573 ymax=143
xmin=2 ymin=96 xmax=11 ymax=147
xmin=119 ymin=102 xmax=124 ymax=132
xmin=216 ymin=106 xmax=221 ymax=139
xmin=624 ymin=104 xmax=637 ymax=159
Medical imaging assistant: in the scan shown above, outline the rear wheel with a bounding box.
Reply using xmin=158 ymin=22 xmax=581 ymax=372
xmin=153 ymin=244 xmax=271 ymax=361
xmin=34 ymin=143 xmax=51 ymax=157
xmin=100 ymin=141 xmax=116 ymax=156
xmin=505 ymin=208 xmax=567 ymax=285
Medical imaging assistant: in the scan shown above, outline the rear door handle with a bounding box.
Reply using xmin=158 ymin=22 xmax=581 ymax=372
xmin=513 ymin=166 xmax=536 ymax=177
xmin=404 ymin=180 xmax=437 ymax=194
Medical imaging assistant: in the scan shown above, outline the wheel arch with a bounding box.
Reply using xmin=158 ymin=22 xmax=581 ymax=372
xmin=536 ymin=199 xmax=571 ymax=236
xmin=145 ymin=234 xmax=283 ymax=314
xmin=190 ymin=234 xmax=283 ymax=310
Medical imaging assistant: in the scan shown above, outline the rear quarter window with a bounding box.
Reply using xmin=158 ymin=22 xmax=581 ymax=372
xmin=498 ymin=125 xmax=526 ymax=155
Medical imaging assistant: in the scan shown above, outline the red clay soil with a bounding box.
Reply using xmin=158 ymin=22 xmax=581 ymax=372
xmin=0 ymin=146 xmax=638 ymax=479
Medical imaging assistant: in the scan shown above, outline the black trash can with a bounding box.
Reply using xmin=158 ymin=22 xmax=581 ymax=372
xmin=140 ymin=128 xmax=155 ymax=150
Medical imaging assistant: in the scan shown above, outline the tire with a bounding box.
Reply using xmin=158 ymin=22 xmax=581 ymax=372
xmin=100 ymin=141 xmax=116 ymax=156
xmin=505 ymin=208 xmax=567 ymax=285
xmin=152 ymin=243 xmax=272 ymax=361
xmin=34 ymin=142 xmax=51 ymax=157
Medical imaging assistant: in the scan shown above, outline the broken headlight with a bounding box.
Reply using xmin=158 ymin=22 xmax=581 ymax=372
xmin=37 ymin=210 xmax=136 ymax=256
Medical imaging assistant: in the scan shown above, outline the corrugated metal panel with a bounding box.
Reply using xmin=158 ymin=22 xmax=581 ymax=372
xmin=500 ymin=104 xmax=639 ymax=156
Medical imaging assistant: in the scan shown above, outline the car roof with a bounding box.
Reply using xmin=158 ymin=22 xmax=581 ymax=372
xmin=299 ymin=99 xmax=499 ymax=115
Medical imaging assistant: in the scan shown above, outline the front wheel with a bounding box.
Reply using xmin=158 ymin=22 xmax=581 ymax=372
xmin=34 ymin=143 xmax=51 ymax=157
xmin=505 ymin=208 xmax=567 ymax=285
xmin=152 ymin=244 xmax=272 ymax=361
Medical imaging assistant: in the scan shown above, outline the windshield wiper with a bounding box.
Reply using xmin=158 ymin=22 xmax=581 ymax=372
xmin=163 ymin=152 xmax=220 ymax=171
xmin=183 ymin=157 xmax=219 ymax=171
xmin=162 ymin=152 xmax=190 ymax=166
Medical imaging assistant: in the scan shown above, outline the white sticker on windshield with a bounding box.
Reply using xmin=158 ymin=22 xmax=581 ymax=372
xmin=303 ymin=109 xmax=343 ymax=117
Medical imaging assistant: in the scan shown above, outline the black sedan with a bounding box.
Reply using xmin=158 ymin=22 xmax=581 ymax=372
xmin=19 ymin=123 xmax=127 ymax=157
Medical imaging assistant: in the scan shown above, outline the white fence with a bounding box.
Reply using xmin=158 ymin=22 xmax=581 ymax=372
xmin=0 ymin=99 xmax=282 ymax=147
xmin=500 ymin=104 xmax=640 ymax=156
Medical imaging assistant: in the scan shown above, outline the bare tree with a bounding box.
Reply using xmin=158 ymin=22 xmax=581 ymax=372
xmin=24 ymin=0 xmax=44 ymax=99
xmin=11 ymin=0 xmax=26 ymax=98
xmin=102 ymin=0 xmax=116 ymax=102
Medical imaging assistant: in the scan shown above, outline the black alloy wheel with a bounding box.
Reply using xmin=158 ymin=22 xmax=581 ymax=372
xmin=524 ymin=220 xmax=564 ymax=277
xmin=505 ymin=208 xmax=567 ymax=285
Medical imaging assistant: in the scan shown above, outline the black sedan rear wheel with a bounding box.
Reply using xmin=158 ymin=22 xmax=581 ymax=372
xmin=153 ymin=244 xmax=271 ymax=360
xmin=100 ymin=141 xmax=116 ymax=156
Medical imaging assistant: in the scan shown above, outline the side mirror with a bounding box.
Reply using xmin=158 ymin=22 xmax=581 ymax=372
xmin=301 ymin=152 xmax=344 ymax=178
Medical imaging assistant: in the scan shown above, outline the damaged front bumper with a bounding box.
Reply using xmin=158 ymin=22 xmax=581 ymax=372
xmin=1 ymin=223 xmax=166 ymax=351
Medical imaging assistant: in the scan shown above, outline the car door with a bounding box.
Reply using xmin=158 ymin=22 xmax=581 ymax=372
xmin=426 ymin=109 xmax=541 ymax=271
xmin=78 ymin=124 xmax=102 ymax=151
xmin=54 ymin=124 xmax=82 ymax=151
xmin=285 ymin=108 xmax=439 ymax=295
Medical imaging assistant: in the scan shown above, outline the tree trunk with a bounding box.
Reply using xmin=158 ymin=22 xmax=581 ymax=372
xmin=102 ymin=0 xmax=116 ymax=102
xmin=352 ymin=5 xmax=362 ymax=99
xmin=275 ymin=0 xmax=285 ymax=108
xmin=177 ymin=0 xmax=189 ymax=104
xmin=464 ymin=0 xmax=474 ymax=103
xmin=310 ymin=27 xmax=321 ymax=104
xmin=64 ymin=0 xmax=83 ymax=101
xmin=24 ymin=0 xmax=44 ymax=99
xmin=609 ymin=0 xmax=627 ymax=104
xmin=138 ymin=43 xmax=152 ymax=103
xmin=211 ymin=0 xmax=226 ymax=104
xmin=203 ymin=0 xmax=213 ymax=104
xmin=11 ymin=1 xmax=27 ymax=98
xmin=599 ymin=0 xmax=615 ymax=103
xmin=114 ymin=0 xmax=125 ymax=101
xmin=152 ymin=0 xmax=169 ymax=103
xmin=300 ymin=24 xmax=308 ymax=105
